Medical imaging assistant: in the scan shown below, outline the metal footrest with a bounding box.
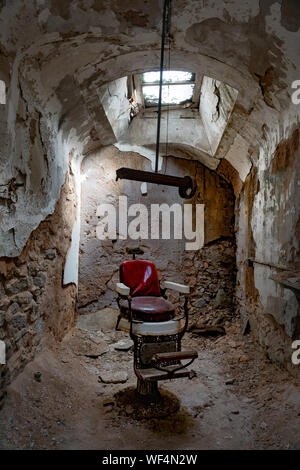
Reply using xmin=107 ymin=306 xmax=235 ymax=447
xmin=135 ymin=364 xmax=193 ymax=382
xmin=150 ymin=349 xmax=198 ymax=375
xmin=135 ymin=350 xmax=198 ymax=382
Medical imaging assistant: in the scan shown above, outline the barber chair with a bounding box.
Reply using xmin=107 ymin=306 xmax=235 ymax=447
xmin=115 ymin=254 xmax=198 ymax=399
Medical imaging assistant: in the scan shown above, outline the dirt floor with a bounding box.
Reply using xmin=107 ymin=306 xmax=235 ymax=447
xmin=0 ymin=309 xmax=299 ymax=450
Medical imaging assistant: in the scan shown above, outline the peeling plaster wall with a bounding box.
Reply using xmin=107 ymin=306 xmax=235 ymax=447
xmin=0 ymin=55 xmax=78 ymax=258
xmin=252 ymin=119 xmax=300 ymax=339
xmin=236 ymin=107 xmax=300 ymax=378
xmin=117 ymin=108 xmax=212 ymax=158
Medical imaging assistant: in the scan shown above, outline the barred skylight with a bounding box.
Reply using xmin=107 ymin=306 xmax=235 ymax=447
xmin=142 ymin=71 xmax=195 ymax=107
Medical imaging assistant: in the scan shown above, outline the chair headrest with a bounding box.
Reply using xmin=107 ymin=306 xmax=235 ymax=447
xmin=120 ymin=260 xmax=160 ymax=297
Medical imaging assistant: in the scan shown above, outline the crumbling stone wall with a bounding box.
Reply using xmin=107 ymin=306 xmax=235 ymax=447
xmin=78 ymin=146 xmax=236 ymax=318
xmin=0 ymin=170 xmax=78 ymax=409
xmin=184 ymin=238 xmax=236 ymax=322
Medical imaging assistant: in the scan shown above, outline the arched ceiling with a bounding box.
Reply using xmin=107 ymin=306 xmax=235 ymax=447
xmin=0 ymin=0 xmax=299 ymax=256
xmin=1 ymin=0 xmax=299 ymax=148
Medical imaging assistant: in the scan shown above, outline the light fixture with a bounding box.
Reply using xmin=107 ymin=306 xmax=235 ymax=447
xmin=116 ymin=0 xmax=197 ymax=199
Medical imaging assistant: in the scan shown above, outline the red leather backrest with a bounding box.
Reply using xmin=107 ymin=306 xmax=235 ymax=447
xmin=120 ymin=260 xmax=160 ymax=297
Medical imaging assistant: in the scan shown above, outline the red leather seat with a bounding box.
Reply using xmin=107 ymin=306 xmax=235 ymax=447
xmin=120 ymin=296 xmax=175 ymax=322
xmin=119 ymin=260 xmax=175 ymax=322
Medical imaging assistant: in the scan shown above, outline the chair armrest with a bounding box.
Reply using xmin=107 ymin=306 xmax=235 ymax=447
xmin=162 ymin=281 xmax=190 ymax=294
xmin=116 ymin=282 xmax=130 ymax=296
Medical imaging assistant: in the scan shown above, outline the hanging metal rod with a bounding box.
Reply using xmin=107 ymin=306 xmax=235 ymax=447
xmin=155 ymin=0 xmax=171 ymax=173
xmin=115 ymin=0 xmax=198 ymax=200
xmin=116 ymin=168 xmax=197 ymax=199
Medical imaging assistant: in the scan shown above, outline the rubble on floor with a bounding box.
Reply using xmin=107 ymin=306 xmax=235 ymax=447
xmin=99 ymin=371 xmax=129 ymax=384
xmin=67 ymin=329 xmax=108 ymax=358
xmin=0 ymin=309 xmax=299 ymax=450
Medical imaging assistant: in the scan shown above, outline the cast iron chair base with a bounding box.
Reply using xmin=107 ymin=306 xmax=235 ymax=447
xmin=135 ymin=351 xmax=198 ymax=400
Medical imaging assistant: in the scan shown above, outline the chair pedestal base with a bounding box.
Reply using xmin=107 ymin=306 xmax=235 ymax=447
xmin=136 ymin=378 xmax=159 ymax=401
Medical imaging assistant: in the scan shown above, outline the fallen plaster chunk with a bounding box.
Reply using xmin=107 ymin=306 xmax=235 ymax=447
xmin=113 ymin=339 xmax=133 ymax=352
xmin=68 ymin=331 xmax=108 ymax=357
xmin=98 ymin=371 xmax=128 ymax=384
xmin=76 ymin=308 xmax=119 ymax=332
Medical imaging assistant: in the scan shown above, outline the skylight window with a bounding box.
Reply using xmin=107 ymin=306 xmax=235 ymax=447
xmin=142 ymin=71 xmax=195 ymax=107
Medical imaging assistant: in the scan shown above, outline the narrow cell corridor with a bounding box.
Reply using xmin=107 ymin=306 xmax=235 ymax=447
xmin=0 ymin=0 xmax=299 ymax=452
